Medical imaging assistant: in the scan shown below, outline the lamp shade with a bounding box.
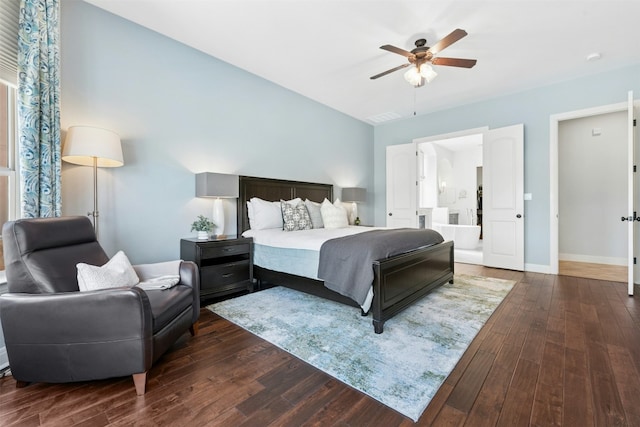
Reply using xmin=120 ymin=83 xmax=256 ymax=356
xmin=195 ymin=172 xmax=239 ymax=198
xmin=342 ymin=187 xmax=366 ymax=203
xmin=62 ymin=126 xmax=124 ymax=167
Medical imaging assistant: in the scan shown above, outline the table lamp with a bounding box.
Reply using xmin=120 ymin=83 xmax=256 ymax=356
xmin=195 ymin=172 xmax=239 ymax=237
xmin=342 ymin=187 xmax=366 ymax=225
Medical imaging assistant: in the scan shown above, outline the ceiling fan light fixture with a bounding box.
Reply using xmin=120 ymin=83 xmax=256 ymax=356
xmin=420 ymin=64 xmax=438 ymax=83
xmin=404 ymin=67 xmax=424 ymax=87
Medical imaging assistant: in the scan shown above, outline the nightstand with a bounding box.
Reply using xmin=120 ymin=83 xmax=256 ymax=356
xmin=180 ymin=236 xmax=254 ymax=301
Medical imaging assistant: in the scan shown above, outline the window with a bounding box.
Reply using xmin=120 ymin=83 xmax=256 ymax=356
xmin=0 ymin=80 xmax=18 ymax=272
xmin=0 ymin=0 xmax=19 ymax=275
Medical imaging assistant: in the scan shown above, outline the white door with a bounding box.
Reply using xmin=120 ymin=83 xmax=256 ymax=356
xmin=627 ymin=91 xmax=636 ymax=295
xmin=386 ymin=143 xmax=418 ymax=228
xmin=483 ymin=124 xmax=525 ymax=270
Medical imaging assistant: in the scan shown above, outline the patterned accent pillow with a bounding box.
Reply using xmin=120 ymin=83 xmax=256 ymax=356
xmin=281 ymin=200 xmax=313 ymax=231
xmin=320 ymin=198 xmax=349 ymax=229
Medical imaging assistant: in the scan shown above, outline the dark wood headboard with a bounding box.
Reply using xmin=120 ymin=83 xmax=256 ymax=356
xmin=237 ymin=176 xmax=333 ymax=235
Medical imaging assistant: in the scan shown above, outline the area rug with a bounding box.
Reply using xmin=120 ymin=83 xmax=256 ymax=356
xmin=207 ymin=274 xmax=515 ymax=421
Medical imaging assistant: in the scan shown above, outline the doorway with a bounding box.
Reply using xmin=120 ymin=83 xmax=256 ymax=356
xmin=550 ymin=93 xmax=637 ymax=293
xmin=387 ymin=125 xmax=524 ymax=271
xmin=558 ymin=111 xmax=628 ymax=282
xmin=418 ymin=134 xmax=484 ymax=265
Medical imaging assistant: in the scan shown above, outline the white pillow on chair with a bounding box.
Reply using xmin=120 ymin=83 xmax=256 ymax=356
xmin=76 ymin=250 xmax=140 ymax=292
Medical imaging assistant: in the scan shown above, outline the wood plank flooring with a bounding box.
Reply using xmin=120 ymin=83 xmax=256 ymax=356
xmin=1 ymin=263 xmax=639 ymax=426
xmin=559 ymin=260 xmax=627 ymax=283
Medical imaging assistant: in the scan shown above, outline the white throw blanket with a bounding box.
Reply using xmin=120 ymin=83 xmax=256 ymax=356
xmin=134 ymin=260 xmax=182 ymax=291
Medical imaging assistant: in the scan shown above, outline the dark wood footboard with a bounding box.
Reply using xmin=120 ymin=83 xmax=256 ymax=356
xmin=371 ymin=240 xmax=454 ymax=333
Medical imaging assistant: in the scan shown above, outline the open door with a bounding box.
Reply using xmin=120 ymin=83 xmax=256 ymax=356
xmin=386 ymin=143 xmax=418 ymax=228
xmin=483 ymin=124 xmax=524 ymax=271
xmin=627 ymin=91 xmax=636 ymax=296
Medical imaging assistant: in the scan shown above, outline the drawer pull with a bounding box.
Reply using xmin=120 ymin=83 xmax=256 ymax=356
xmin=222 ymin=273 xmax=234 ymax=278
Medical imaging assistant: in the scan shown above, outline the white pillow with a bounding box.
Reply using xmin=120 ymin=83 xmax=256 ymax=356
xmin=248 ymin=197 xmax=301 ymax=230
xmin=320 ymin=198 xmax=349 ymax=229
xmin=77 ymin=250 xmax=140 ymax=292
xmin=305 ymin=199 xmax=324 ymax=228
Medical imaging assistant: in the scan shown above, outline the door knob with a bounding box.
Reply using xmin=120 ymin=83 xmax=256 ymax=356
xmin=516 ymin=214 xmax=522 ymax=218
xmin=388 ymin=213 xmax=393 ymax=216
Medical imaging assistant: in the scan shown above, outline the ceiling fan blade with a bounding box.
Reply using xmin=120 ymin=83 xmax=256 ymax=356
xmin=380 ymin=44 xmax=413 ymax=58
xmin=428 ymin=28 xmax=468 ymax=55
xmin=431 ymin=57 xmax=477 ymax=68
xmin=370 ymin=63 xmax=411 ymax=80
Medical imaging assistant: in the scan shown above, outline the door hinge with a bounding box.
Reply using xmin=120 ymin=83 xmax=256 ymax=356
xmin=635 ymin=165 xmax=637 ymax=173
xmin=635 ymin=257 xmax=637 ymax=265
xmin=634 ymin=118 xmax=637 ymax=126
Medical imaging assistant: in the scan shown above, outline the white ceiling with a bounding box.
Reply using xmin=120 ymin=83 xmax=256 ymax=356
xmin=83 ymin=0 xmax=640 ymax=125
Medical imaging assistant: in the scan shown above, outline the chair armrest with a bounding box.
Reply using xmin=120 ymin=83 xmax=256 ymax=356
xmin=179 ymin=261 xmax=200 ymax=323
xmin=0 ymin=287 xmax=153 ymax=345
xmin=131 ymin=259 xmax=200 ymax=324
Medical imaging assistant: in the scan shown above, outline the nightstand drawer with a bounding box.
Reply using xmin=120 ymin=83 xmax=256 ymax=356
xmin=201 ymin=260 xmax=250 ymax=288
xmin=200 ymin=243 xmax=250 ymax=259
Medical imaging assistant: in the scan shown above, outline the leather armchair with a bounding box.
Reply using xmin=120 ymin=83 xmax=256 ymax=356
xmin=0 ymin=216 xmax=200 ymax=395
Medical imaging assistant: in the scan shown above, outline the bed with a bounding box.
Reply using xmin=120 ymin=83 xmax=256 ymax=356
xmin=236 ymin=175 xmax=454 ymax=333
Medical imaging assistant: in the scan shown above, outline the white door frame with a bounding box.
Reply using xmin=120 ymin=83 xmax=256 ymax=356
xmin=550 ymin=99 xmax=635 ymax=276
xmin=413 ymin=127 xmax=489 ymax=146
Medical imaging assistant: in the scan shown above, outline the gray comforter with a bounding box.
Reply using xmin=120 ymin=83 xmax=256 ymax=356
xmin=317 ymin=228 xmax=444 ymax=306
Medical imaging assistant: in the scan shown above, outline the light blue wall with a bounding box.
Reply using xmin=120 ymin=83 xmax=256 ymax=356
xmin=61 ymin=1 xmax=640 ymax=270
xmin=60 ymin=1 xmax=373 ymax=264
xmin=374 ymin=64 xmax=640 ymax=268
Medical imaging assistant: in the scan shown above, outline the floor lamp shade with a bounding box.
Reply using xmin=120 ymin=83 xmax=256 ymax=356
xmin=195 ymin=172 xmax=239 ymax=236
xmin=62 ymin=126 xmax=123 ymax=167
xmin=342 ymin=187 xmax=367 ymax=225
xmin=62 ymin=126 xmax=124 ymax=238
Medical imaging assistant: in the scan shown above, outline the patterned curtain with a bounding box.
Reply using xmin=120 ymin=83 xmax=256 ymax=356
xmin=17 ymin=0 xmax=61 ymax=218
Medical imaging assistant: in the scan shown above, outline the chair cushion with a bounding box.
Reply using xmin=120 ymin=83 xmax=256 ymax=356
xmin=144 ymin=284 xmax=193 ymax=333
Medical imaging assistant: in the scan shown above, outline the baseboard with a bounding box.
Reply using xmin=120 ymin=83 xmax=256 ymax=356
xmin=558 ymin=253 xmax=626 ymax=266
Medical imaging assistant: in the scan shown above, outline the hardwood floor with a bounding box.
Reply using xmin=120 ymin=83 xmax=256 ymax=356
xmin=1 ymin=263 xmax=639 ymax=426
xmin=559 ymin=260 xmax=627 ymax=283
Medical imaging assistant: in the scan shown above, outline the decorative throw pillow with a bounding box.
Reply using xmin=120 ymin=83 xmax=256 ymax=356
xmin=320 ymin=198 xmax=349 ymax=229
xmin=281 ymin=199 xmax=313 ymax=231
xmin=304 ymin=199 xmax=324 ymax=228
xmin=76 ymin=250 xmax=140 ymax=292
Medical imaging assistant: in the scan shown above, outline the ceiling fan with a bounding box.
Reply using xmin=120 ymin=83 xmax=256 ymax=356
xmin=370 ymin=28 xmax=477 ymax=87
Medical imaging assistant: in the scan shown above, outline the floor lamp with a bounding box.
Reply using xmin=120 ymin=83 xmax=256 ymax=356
xmin=62 ymin=126 xmax=124 ymax=239
xmin=342 ymin=187 xmax=367 ymax=225
xmin=195 ymin=172 xmax=239 ymax=238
